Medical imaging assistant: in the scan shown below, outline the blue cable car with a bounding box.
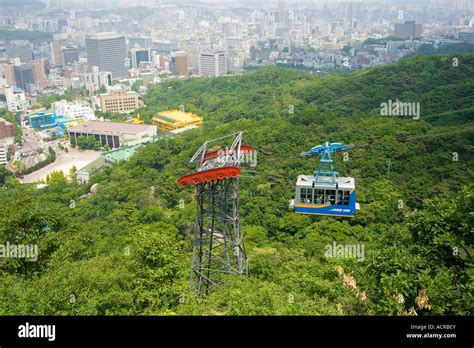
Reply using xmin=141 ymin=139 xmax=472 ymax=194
xmin=289 ymin=142 xmax=360 ymax=217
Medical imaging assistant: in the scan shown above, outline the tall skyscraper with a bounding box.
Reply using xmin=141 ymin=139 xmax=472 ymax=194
xmin=86 ymin=32 xmax=128 ymax=80
xmin=199 ymin=51 xmax=227 ymax=77
xmin=51 ymin=40 xmax=67 ymax=66
xmin=394 ymin=21 xmax=423 ymax=39
xmin=170 ymin=51 xmax=188 ymax=76
xmin=32 ymin=60 xmax=46 ymax=83
xmin=175 ymin=52 xmax=188 ymax=76
xmin=13 ymin=64 xmax=35 ymax=90
xmin=62 ymin=47 xmax=80 ymax=66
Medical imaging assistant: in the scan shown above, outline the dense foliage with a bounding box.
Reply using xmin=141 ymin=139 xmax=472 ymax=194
xmin=0 ymin=54 xmax=472 ymax=315
xmin=0 ymin=29 xmax=52 ymax=43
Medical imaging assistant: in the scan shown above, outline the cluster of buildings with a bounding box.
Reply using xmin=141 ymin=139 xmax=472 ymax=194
xmin=0 ymin=0 xmax=473 ymax=176
xmin=0 ymin=1 xmax=472 ymax=105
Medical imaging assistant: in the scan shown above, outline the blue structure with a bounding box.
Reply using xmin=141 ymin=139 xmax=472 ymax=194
xmin=27 ymin=112 xmax=73 ymax=131
xmin=28 ymin=112 xmax=59 ymax=129
xmin=301 ymin=142 xmax=354 ymax=184
xmin=290 ymin=142 xmax=359 ymax=217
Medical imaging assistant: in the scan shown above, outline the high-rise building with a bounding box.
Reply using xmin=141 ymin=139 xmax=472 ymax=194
xmin=51 ymin=40 xmax=67 ymax=66
xmin=13 ymin=64 xmax=35 ymax=90
xmin=32 ymin=60 xmax=46 ymax=83
xmin=130 ymin=48 xmax=150 ymax=69
xmin=3 ymin=64 xmax=16 ymax=86
xmin=6 ymin=40 xmax=33 ymax=62
xmin=86 ymin=32 xmax=128 ymax=80
xmin=62 ymin=47 xmax=80 ymax=66
xmin=174 ymin=51 xmax=188 ymax=76
xmin=199 ymin=51 xmax=227 ymax=77
xmin=394 ymin=21 xmax=423 ymax=39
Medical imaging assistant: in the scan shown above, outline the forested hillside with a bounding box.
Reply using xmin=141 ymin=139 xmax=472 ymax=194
xmin=0 ymin=54 xmax=472 ymax=315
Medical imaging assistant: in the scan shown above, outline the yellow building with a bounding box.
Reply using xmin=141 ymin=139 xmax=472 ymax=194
xmin=152 ymin=110 xmax=203 ymax=133
xmin=126 ymin=114 xmax=144 ymax=124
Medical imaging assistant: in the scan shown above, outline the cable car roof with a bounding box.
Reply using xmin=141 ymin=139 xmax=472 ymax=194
xmin=295 ymin=175 xmax=355 ymax=190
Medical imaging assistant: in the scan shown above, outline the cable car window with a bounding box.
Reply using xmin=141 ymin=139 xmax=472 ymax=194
xmin=343 ymin=191 xmax=350 ymax=206
xmin=326 ymin=190 xmax=336 ymax=204
xmin=314 ymin=189 xmax=324 ymax=204
xmin=300 ymin=188 xmax=312 ymax=203
xmin=336 ymin=191 xmax=342 ymax=205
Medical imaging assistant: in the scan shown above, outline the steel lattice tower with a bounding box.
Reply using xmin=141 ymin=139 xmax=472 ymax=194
xmin=178 ymin=132 xmax=251 ymax=295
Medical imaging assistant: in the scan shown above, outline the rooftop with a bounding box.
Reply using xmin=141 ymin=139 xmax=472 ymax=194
xmin=154 ymin=110 xmax=202 ymax=124
xmin=77 ymin=156 xmax=108 ymax=174
xmin=296 ymin=175 xmax=355 ymax=190
xmin=68 ymin=120 xmax=155 ymax=134
xmin=89 ymin=32 xmax=122 ymax=40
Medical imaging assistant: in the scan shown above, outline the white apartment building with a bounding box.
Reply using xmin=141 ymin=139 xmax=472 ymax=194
xmin=199 ymin=51 xmax=227 ymax=77
xmin=52 ymin=100 xmax=96 ymax=120
xmin=4 ymin=85 xmax=29 ymax=112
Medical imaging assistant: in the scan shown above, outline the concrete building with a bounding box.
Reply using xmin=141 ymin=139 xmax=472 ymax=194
xmin=199 ymin=51 xmax=227 ymax=77
xmin=13 ymin=64 xmax=35 ymax=90
xmin=99 ymin=91 xmax=140 ymax=113
xmin=51 ymin=40 xmax=67 ymax=67
xmin=62 ymin=47 xmax=80 ymax=66
xmin=86 ymin=32 xmax=128 ymax=79
xmin=173 ymin=51 xmax=188 ymax=76
xmin=81 ymin=66 xmax=112 ymax=91
xmin=32 ymin=60 xmax=46 ymax=83
xmin=139 ymin=70 xmax=155 ymax=85
xmin=152 ymin=109 xmax=203 ymax=133
xmin=0 ymin=118 xmax=14 ymax=139
xmin=68 ymin=120 xmax=157 ymax=149
xmin=394 ymin=21 xmax=423 ymax=39
xmin=4 ymin=85 xmax=29 ymax=112
xmin=3 ymin=64 xmax=16 ymax=86
xmin=52 ymin=100 xmax=95 ymax=120
xmin=130 ymin=48 xmax=150 ymax=69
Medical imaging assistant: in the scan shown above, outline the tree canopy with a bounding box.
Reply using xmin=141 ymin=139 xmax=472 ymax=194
xmin=0 ymin=53 xmax=472 ymax=315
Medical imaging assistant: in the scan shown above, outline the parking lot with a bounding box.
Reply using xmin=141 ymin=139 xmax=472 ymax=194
xmin=20 ymin=148 xmax=101 ymax=183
